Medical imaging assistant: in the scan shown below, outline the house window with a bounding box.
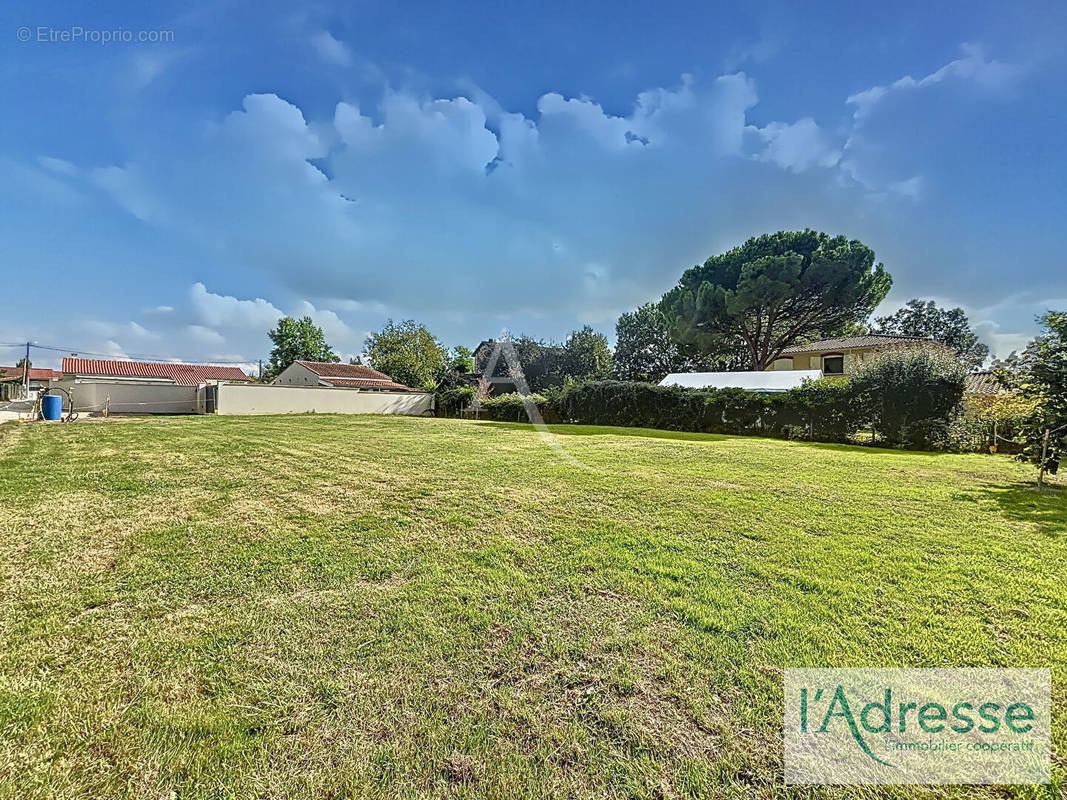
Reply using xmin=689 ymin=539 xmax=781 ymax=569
xmin=772 ymin=358 xmax=794 ymax=371
xmin=822 ymin=355 xmax=844 ymax=375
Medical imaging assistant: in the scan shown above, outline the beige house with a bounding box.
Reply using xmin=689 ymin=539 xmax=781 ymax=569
xmin=272 ymin=360 xmax=416 ymax=391
xmin=766 ymin=334 xmax=931 ymax=376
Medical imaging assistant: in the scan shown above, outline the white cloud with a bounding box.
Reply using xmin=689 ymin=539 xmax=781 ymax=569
xmin=888 ymin=175 xmax=923 ymax=199
xmin=37 ymin=156 xmax=78 ymax=176
xmin=846 ymin=43 xmax=1023 ymax=121
xmin=184 ymin=324 xmax=226 ymax=345
xmin=189 ymin=282 xmax=284 ymax=330
xmin=23 ymin=47 xmax=1047 ymax=356
xmin=751 ymin=117 xmax=841 ymax=173
xmin=310 ymin=30 xmax=352 ymax=66
xmin=90 ymin=164 xmax=160 ymax=222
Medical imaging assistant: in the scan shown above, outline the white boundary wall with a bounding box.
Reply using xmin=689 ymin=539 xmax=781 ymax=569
xmin=215 ymin=384 xmax=433 ymax=416
xmin=57 ymin=380 xmax=201 ymax=414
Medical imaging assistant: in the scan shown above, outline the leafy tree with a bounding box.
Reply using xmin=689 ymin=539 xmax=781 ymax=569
xmin=998 ymin=311 xmax=1067 ymax=480
xmin=614 ymin=303 xmax=748 ymax=382
xmin=477 ymin=336 xmax=565 ymax=393
xmin=16 ymin=357 xmax=31 ymax=370
xmin=562 ymin=326 xmax=613 ymax=382
xmin=850 ymin=345 xmax=968 ymax=449
xmin=364 ymin=319 xmax=447 ymax=391
xmin=873 ymin=299 xmax=989 ymax=369
xmin=449 ymin=346 xmax=475 ymax=374
xmin=662 ymin=230 xmax=892 ymax=370
xmin=264 ymin=316 xmax=338 ymax=381
xmin=476 ymin=331 xmax=613 ymax=392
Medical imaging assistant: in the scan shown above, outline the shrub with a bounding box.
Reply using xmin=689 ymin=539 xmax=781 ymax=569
xmin=849 ymin=346 xmax=968 ymax=449
xmin=436 ymin=384 xmax=476 ymax=416
xmin=780 ymin=378 xmax=862 ymax=442
xmin=947 ymin=391 xmax=1039 ymax=453
xmin=480 ymin=392 xmax=552 ymax=422
xmin=554 ymin=379 xmax=859 ymax=441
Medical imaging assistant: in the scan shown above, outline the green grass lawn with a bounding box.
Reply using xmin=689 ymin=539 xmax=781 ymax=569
xmin=0 ymin=415 xmax=1064 ymax=799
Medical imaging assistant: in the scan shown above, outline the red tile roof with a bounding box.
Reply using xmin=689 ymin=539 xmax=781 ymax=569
xmin=0 ymin=367 xmax=63 ymax=381
xmin=293 ymin=361 xmax=416 ymax=391
xmin=295 ymin=360 xmax=391 ymax=380
xmin=324 ymin=377 xmax=416 ymax=391
xmin=62 ymin=358 xmax=252 ymax=385
xmin=965 ymin=371 xmax=1005 ymax=395
xmin=780 ymin=334 xmax=932 ymax=354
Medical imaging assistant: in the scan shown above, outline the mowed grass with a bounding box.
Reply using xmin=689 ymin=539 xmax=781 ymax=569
xmin=0 ymin=415 xmax=1064 ymax=800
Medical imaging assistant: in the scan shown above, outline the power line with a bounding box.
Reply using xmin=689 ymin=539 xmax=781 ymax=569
xmin=0 ymin=341 xmax=254 ymax=366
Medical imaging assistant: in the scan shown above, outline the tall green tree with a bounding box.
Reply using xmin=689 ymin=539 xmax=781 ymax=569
xmin=873 ymin=299 xmax=989 ymax=370
xmin=998 ymin=311 xmax=1067 ymax=479
xmin=563 ymin=326 xmax=613 ymax=382
xmin=15 ymin=357 xmax=31 ymax=370
xmin=662 ymin=230 xmax=892 ymax=370
xmin=449 ymin=346 xmax=475 ymax=374
xmin=614 ymin=303 xmax=748 ymax=382
xmin=264 ymin=316 xmax=339 ymax=381
xmin=477 ymin=336 xmax=566 ymax=393
xmin=364 ymin=320 xmax=447 ymax=391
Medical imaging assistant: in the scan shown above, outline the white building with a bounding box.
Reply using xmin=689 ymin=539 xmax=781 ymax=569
xmin=659 ymin=369 xmax=824 ymax=393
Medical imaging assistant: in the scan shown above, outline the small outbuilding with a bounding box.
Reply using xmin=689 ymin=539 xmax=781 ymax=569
xmin=272 ymin=360 xmax=416 ymax=391
xmin=659 ymin=369 xmax=824 ymax=393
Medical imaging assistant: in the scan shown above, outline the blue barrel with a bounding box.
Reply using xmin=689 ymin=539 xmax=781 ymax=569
xmin=41 ymin=394 xmax=62 ymax=421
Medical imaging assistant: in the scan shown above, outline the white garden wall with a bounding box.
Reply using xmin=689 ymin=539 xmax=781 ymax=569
xmin=214 ymin=384 xmax=433 ymax=416
xmin=56 ymin=380 xmax=201 ymax=414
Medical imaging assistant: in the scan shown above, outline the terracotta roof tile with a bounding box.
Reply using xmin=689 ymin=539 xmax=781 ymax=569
xmin=295 ymin=360 xmax=396 ymax=380
xmin=0 ymin=367 xmax=63 ymax=381
xmin=780 ymin=334 xmax=931 ymax=354
xmin=324 ymin=377 xmax=416 ymax=391
xmin=965 ymin=371 xmax=1004 ymax=395
xmin=62 ymin=358 xmax=251 ymax=385
xmin=294 ymin=360 xmax=416 ymax=390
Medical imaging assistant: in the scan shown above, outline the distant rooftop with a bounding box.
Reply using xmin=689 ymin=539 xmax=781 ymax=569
xmin=0 ymin=366 xmax=63 ymax=382
xmin=294 ymin=360 xmax=414 ymax=391
xmin=965 ymin=371 xmax=1005 ymax=395
xmin=660 ymin=369 xmax=824 ymax=393
xmin=779 ymin=334 xmax=930 ymax=354
xmin=62 ymin=358 xmax=251 ymax=385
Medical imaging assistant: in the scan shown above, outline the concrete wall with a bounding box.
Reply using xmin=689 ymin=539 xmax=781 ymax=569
xmin=215 ymin=383 xmax=433 ymax=416
xmin=272 ymin=362 xmax=321 ymax=386
xmin=56 ymin=380 xmax=201 ymax=414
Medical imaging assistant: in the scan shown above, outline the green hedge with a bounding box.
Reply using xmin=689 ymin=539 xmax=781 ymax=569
xmin=480 ymin=392 xmax=558 ymax=423
xmin=553 ymin=379 xmax=859 ymax=441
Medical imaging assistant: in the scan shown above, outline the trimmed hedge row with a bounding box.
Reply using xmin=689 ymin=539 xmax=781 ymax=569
xmin=554 ymin=380 xmax=860 ymax=442
xmin=479 ymin=392 xmax=561 ymax=424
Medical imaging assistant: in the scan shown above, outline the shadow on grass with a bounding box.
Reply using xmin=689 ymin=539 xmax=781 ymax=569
xmin=469 ymin=420 xmax=957 ymax=456
xmin=969 ymin=482 xmax=1067 ymax=537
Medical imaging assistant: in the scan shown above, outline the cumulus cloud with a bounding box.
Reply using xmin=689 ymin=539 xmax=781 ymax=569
xmin=846 ymin=43 xmax=1023 ymax=121
xmin=189 ymin=282 xmax=284 ymax=330
xmin=750 ymin=118 xmax=842 ymax=172
xmin=13 ymin=43 xmax=1044 ymax=362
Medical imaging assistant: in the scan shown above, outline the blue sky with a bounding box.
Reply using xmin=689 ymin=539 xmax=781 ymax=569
xmin=2 ymin=0 xmax=1065 ymax=370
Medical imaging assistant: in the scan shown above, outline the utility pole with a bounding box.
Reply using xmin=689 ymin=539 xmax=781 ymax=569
xmin=22 ymin=342 xmax=30 ymax=399
xmin=258 ymin=360 xmax=263 ymax=381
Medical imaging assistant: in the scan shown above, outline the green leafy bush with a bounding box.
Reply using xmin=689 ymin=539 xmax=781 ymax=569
xmin=481 ymin=392 xmax=552 ymax=422
xmin=947 ymin=391 xmax=1038 ymax=453
xmin=436 ymin=384 xmax=476 ymax=416
xmin=849 ymin=346 xmax=968 ymax=449
xmin=553 ymin=379 xmax=859 ymax=441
